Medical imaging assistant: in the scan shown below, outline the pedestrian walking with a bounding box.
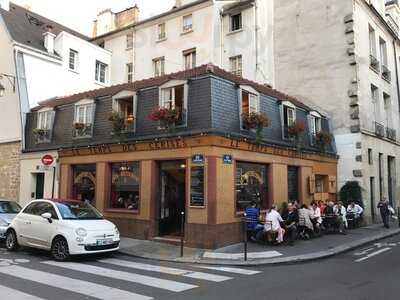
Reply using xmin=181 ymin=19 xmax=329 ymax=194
xmin=377 ymin=197 xmax=390 ymax=229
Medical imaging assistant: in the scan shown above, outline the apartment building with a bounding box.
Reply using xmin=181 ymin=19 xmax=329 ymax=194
xmin=274 ymin=0 xmax=400 ymax=222
xmin=0 ymin=1 xmax=111 ymax=201
xmin=92 ymin=0 xmax=274 ymax=86
xmin=23 ymin=64 xmax=337 ymax=248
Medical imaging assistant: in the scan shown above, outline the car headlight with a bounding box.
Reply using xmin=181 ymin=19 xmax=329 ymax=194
xmin=75 ymin=228 xmax=87 ymax=237
xmin=114 ymin=226 xmax=120 ymax=236
xmin=0 ymin=218 xmax=9 ymax=227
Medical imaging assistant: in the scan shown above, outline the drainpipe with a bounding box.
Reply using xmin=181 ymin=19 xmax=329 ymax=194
xmin=393 ymin=39 xmax=400 ymax=112
xmin=254 ymin=1 xmax=259 ymax=80
xmin=219 ymin=8 xmax=224 ymax=67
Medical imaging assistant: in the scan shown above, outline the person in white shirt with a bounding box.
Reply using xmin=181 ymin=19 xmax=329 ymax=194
xmin=347 ymin=202 xmax=364 ymax=219
xmin=263 ymin=205 xmax=285 ymax=243
xmin=334 ymin=201 xmax=348 ymax=229
xmin=310 ymin=201 xmax=322 ymax=226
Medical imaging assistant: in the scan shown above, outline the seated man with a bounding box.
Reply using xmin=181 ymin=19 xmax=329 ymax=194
xmin=310 ymin=201 xmax=323 ymax=233
xmin=347 ymin=202 xmax=364 ymax=226
xmin=333 ymin=201 xmax=347 ymax=234
xmin=257 ymin=205 xmax=285 ymax=244
xmin=284 ymin=202 xmax=298 ymax=245
xmin=245 ymin=201 xmax=264 ymax=241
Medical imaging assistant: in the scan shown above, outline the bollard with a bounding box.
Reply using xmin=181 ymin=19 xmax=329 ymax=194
xmin=180 ymin=211 xmax=185 ymax=257
xmin=243 ymin=212 xmax=248 ymax=261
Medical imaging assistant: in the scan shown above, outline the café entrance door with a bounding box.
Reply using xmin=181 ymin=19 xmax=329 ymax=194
xmin=158 ymin=160 xmax=186 ymax=237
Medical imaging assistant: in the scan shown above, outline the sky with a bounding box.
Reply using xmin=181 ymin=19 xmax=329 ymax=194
xmin=11 ymin=0 xmax=176 ymax=36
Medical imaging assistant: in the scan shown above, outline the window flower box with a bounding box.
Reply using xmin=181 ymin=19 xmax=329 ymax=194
xmin=242 ymin=112 xmax=270 ymax=143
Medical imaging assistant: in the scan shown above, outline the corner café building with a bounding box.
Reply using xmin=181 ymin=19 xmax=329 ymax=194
xmin=25 ymin=64 xmax=338 ymax=249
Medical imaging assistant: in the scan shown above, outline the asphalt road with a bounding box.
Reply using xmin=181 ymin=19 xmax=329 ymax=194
xmin=0 ymin=235 xmax=399 ymax=300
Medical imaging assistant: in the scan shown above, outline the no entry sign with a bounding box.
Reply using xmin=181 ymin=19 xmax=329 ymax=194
xmin=41 ymin=154 xmax=54 ymax=166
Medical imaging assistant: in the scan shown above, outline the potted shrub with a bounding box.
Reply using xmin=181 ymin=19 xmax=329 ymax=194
xmin=73 ymin=122 xmax=87 ymax=137
xmin=315 ymin=131 xmax=333 ymax=152
xmin=287 ymin=121 xmax=306 ymax=150
xmin=32 ymin=128 xmax=49 ymax=143
xmin=108 ymin=111 xmax=126 ymax=136
xmin=149 ymin=106 xmax=181 ymax=133
xmin=242 ymin=112 xmax=270 ymax=143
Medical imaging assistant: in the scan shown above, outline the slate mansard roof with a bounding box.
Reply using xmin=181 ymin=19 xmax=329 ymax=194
xmin=32 ymin=64 xmax=316 ymax=114
xmin=0 ymin=3 xmax=89 ymax=55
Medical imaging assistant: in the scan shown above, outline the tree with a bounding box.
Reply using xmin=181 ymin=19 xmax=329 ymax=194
xmin=339 ymin=181 xmax=363 ymax=208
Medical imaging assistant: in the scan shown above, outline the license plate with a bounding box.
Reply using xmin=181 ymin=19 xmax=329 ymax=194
xmin=96 ymin=238 xmax=113 ymax=246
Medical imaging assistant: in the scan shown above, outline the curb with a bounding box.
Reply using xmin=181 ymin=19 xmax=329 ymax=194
xmin=118 ymin=228 xmax=400 ymax=266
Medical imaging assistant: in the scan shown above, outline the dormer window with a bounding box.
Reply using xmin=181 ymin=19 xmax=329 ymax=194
xmin=310 ymin=112 xmax=322 ymax=136
xmin=34 ymin=108 xmax=55 ymax=143
xmin=282 ymin=102 xmax=296 ymax=139
xmin=112 ymin=91 xmax=136 ymax=133
xmin=240 ymin=86 xmax=260 ymax=130
xmin=159 ymin=80 xmax=188 ymax=127
xmin=73 ymin=100 xmax=95 ymax=138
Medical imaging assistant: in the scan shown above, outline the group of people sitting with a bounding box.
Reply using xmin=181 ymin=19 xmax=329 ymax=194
xmin=245 ymin=199 xmax=364 ymax=245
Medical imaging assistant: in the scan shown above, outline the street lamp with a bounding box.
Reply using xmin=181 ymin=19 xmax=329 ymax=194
xmin=0 ymin=73 xmax=16 ymax=97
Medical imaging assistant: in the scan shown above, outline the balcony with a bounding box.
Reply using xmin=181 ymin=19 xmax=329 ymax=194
xmin=382 ymin=65 xmax=391 ymax=82
xmin=72 ymin=122 xmax=93 ymax=139
xmin=386 ymin=127 xmax=397 ymax=141
xmin=375 ymin=122 xmax=385 ymax=137
xmin=370 ymin=55 xmax=380 ymax=73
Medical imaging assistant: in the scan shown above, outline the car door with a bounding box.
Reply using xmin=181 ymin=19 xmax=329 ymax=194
xmin=16 ymin=202 xmax=40 ymax=246
xmin=27 ymin=202 xmax=58 ymax=249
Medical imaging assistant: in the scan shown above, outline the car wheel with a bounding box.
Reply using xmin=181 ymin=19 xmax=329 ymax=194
xmin=5 ymin=230 xmax=19 ymax=251
xmin=51 ymin=237 xmax=70 ymax=261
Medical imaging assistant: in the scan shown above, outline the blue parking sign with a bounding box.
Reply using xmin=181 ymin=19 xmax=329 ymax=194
xmin=223 ymin=154 xmax=233 ymax=164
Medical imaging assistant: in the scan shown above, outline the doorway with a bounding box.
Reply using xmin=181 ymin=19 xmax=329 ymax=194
xmin=35 ymin=173 xmax=45 ymax=199
xmin=158 ymin=160 xmax=186 ymax=237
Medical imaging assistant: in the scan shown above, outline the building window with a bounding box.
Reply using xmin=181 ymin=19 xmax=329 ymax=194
xmin=109 ymin=162 xmax=140 ymax=211
xmin=371 ymin=84 xmax=380 ymax=123
xmin=69 ymin=49 xmax=78 ymax=71
xmin=235 ymin=162 xmax=268 ymax=212
xmin=241 ymin=89 xmax=259 ymax=129
xmin=383 ymin=92 xmax=391 ymax=128
xmin=230 ymin=13 xmax=242 ymax=32
xmin=183 ymin=48 xmax=196 ymax=70
xmin=230 ymin=55 xmax=242 ymax=77
xmin=160 ymin=84 xmax=185 ymax=126
xmin=283 ymin=104 xmax=296 ymax=139
xmin=190 ymin=166 xmax=205 ymax=207
xmin=379 ymin=38 xmax=388 ymax=68
xmin=157 ymin=23 xmax=166 ymax=40
xmin=126 ymin=34 xmax=133 ymax=49
xmin=126 ymin=63 xmax=133 ymax=82
xmin=95 ymin=60 xmax=107 ymax=84
xmin=315 ymin=175 xmax=325 ymax=193
xmin=182 ymin=14 xmax=193 ymax=32
xmin=114 ymin=96 xmax=135 ymax=132
xmin=369 ymin=25 xmax=377 ymax=57
xmin=288 ymin=166 xmax=299 ymax=202
xmin=153 ymin=57 xmax=165 ymax=77
xmin=73 ymin=164 xmax=96 ymax=205
xmin=368 ymin=148 xmax=373 ymax=165
xmin=73 ymin=102 xmax=95 ymax=138
xmin=310 ymin=115 xmax=322 ymax=136
xmin=37 ymin=110 xmax=53 ymax=130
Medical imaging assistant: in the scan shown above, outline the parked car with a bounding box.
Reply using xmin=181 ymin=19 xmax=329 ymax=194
xmin=5 ymin=199 xmax=120 ymax=261
xmin=0 ymin=200 xmax=22 ymax=239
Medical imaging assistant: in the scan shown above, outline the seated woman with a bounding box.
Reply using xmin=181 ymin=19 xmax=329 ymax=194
xmin=310 ymin=201 xmax=323 ymax=231
xmin=257 ymin=205 xmax=285 ymax=244
xmin=298 ymin=204 xmax=314 ymax=239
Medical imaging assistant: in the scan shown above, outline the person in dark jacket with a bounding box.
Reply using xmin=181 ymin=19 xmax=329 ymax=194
xmin=284 ymin=202 xmax=299 ymax=245
xmin=377 ymin=197 xmax=390 ymax=229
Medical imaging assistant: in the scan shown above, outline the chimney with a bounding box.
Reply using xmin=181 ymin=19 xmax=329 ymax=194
xmin=174 ymin=0 xmax=182 ymax=8
xmin=92 ymin=20 xmax=98 ymax=38
xmin=43 ymin=27 xmax=56 ymax=54
xmin=0 ymin=0 xmax=10 ymax=11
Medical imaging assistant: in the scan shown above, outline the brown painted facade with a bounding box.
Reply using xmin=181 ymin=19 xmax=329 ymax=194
xmin=58 ymin=135 xmax=337 ymax=249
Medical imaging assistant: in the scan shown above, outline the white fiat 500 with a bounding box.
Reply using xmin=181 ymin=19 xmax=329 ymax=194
xmin=5 ymin=199 xmax=120 ymax=261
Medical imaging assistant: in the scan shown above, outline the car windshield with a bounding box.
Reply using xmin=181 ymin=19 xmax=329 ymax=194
xmin=55 ymin=202 xmax=103 ymax=220
xmin=0 ymin=201 xmax=21 ymax=214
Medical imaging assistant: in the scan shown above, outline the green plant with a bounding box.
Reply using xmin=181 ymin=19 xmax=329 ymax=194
xmin=32 ymin=128 xmax=49 ymax=143
xmin=149 ymin=106 xmax=181 ymax=133
xmin=315 ymin=131 xmax=333 ymax=152
xmin=339 ymin=181 xmax=363 ymax=208
xmin=108 ymin=111 xmax=126 ymax=136
xmin=242 ymin=112 xmax=270 ymax=144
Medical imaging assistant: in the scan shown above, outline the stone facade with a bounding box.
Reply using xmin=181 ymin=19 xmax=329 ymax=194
xmin=0 ymin=141 xmax=20 ymax=200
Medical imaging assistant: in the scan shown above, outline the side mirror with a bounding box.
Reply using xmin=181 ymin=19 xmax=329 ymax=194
xmin=41 ymin=212 xmax=52 ymax=223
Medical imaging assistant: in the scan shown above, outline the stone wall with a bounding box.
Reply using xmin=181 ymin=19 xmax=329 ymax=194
xmin=0 ymin=141 xmax=21 ymax=200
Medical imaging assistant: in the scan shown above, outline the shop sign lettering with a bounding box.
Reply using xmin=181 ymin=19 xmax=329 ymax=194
xmin=148 ymin=138 xmax=187 ymax=150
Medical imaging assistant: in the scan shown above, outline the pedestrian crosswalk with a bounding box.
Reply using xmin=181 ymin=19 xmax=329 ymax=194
xmin=0 ymin=256 xmax=262 ymax=300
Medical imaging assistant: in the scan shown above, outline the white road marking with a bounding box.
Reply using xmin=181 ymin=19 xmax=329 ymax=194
xmin=43 ymin=261 xmax=197 ymax=292
xmin=374 ymin=242 xmax=398 ymax=248
xmin=99 ymin=258 xmax=232 ymax=282
xmin=203 ymin=251 xmax=282 ymax=260
xmin=354 ymin=247 xmax=376 ymax=256
xmin=0 ymin=265 xmax=152 ymax=300
xmin=193 ymin=265 xmax=261 ymax=275
xmin=355 ymin=248 xmax=392 ymax=263
xmin=0 ymin=284 xmax=45 ymax=300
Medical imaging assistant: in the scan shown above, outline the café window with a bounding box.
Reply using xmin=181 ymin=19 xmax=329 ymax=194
xmin=160 ymin=83 xmax=187 ymax=126
xmin=73 ymin=164 xmax=96 ymax=205
xmin=235 ymin=162 xmax=268 ymax=212
xmin=109 ymin=162 xmax=140 ymax=211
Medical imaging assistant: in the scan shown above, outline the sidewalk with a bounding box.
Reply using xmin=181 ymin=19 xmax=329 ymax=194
xmin=118 ymin=223 xmax=400 ymax=266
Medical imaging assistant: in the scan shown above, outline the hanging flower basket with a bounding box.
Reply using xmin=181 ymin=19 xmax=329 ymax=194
xmin=242 ymin=112 xmax=270 ymax=143
xmin=149 ymin=106 xmax=181 ymax=133
xmin=315 ymin=131 xmax=332 ymax=152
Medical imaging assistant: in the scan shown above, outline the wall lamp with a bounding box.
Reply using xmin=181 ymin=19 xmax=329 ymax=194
xmin=0 ymin=73 xmax=16 ymax=97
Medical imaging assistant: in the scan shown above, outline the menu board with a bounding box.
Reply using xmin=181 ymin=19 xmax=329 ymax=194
xmin=190 ymin=166 xmax=205 ymax=207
